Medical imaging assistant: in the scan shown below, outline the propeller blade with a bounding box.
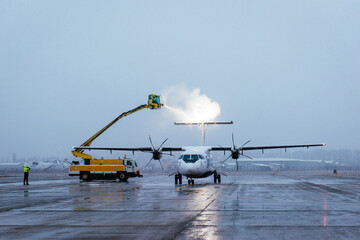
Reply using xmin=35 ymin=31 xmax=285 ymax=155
xmin=149 ymin=136 xmax=155 ymax=150
xmin=158 ymin=160 xmax=164 ymax=171
xmin=232 ymin=133 xmax=236 ymax=149
xmin=220 ymin=154 xmax=232 ymax=164
xmin=242 ymin=153 xmax=253 ymax=160
xmin=217 ymin=144 xmax=226 ymax=155
xmin=240 ymin=140 xmax=251 ymax=148
xmin=144 ymin=158 xmax=154 ymax=169
xmin=159 ymin=138 xmax=169 ymax=150
xmin=217 ymin=144 xmax=225 ymax=149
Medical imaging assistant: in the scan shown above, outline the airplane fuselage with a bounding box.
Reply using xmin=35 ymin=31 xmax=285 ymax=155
xmin=176 ymin=146 xmax=215 ymax=179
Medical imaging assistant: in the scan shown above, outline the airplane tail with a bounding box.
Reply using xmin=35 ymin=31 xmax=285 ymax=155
xmin=174 ymin=121 xmax=233 ymax=146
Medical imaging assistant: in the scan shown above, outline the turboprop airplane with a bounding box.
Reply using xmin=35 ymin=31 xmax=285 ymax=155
xmin=73 ymin=121 xmax=326 ymax=185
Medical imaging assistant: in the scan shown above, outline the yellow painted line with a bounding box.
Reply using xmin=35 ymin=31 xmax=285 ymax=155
xmin=176 ymin=184 xmax=190 ymax=192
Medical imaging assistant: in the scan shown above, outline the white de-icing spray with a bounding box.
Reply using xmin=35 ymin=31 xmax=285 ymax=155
xmin=162 ymin=85 xmax=221 ymax=122
xmin=162 ymin=85 xmax=222 ymax=145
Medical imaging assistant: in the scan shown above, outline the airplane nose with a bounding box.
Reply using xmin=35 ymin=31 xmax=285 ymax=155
xmin=179 ymin=161 xmax=201 ymax=176
xmin=179 ymin=163 xmax=191 ymax=175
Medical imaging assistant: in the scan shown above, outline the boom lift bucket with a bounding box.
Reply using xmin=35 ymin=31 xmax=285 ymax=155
xmin=148 ymin=94 xmax=162 ymax=109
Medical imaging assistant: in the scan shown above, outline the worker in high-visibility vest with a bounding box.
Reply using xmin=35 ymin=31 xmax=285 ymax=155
xmin=24 ymin=165 xmax=31 ymax=185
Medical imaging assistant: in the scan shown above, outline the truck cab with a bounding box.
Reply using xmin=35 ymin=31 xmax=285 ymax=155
xmin=125 ymin=159 xmax=137 ymax=172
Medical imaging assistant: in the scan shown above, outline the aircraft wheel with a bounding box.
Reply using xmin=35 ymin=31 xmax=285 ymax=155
xmin=214 ymin=172 xmax=217 ymax=183
xmin=188 ymin=179 xmax=191 ymax=185
xmin=191 ymin=179 xmax=194 ymax=185
xmin=218 ymin=174 xmax=221 ymax=183
xmin=178 ymin=174 xmax=182 ymax=184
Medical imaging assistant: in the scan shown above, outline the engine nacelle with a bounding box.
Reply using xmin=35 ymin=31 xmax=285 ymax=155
xmin=152 ymin=151 xmax=162 ymax=160
xmin=231 ymin=150 xmax=240 ymax=159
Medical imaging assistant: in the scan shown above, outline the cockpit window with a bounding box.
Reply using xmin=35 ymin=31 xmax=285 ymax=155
xmin=191 ymin=155 xmax=199 ymax=160
xmin=180 ymin=154 xmax=203 ymax=163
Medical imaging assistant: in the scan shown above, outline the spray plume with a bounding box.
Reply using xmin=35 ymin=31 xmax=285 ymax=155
xmin=162 ymin=85 xmax=221 ymax=122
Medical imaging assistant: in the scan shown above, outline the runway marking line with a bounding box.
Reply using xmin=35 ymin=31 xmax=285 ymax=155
xmin=176 ymin=184 xmax=191 ymax=191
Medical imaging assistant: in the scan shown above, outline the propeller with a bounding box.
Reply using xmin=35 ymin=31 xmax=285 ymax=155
xmin=143 ymin=136 xmax=168 ymax=171
xmin=220 ymin=133 xmax=253 ymax=171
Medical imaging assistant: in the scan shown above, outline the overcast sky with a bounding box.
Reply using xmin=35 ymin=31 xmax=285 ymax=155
xmin=1 ymin=1 xmax=359 ymax=161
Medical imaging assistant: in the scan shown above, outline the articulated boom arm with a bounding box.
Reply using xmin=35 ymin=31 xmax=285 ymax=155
xmin=72 ymin=94 xmax=162 ymax=160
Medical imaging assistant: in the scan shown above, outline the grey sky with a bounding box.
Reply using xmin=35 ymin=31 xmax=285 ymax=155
xmin=1 ymin=1 xmax=359 ymax=161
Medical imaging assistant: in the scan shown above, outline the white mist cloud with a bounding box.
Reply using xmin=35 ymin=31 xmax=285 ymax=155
xmin=162 ymin=84 xmax=221 ymax=122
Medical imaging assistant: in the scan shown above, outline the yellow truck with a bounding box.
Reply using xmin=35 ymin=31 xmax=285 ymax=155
xmin=69 ymin=158 xmax=141 ymax=181
xmin=69 ymin=94 xmax=162 ymax=181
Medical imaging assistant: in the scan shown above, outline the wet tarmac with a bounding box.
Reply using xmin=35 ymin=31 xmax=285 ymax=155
xmin=0 ymin=171 xmax=359 ymax=239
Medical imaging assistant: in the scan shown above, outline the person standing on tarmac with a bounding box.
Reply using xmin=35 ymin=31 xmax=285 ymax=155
xmin=24 ymin=165 xmax=31 ymax=185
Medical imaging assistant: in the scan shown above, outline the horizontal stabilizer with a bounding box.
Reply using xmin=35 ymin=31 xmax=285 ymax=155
xmin=174 ymin=121 xmax=233 ymax=125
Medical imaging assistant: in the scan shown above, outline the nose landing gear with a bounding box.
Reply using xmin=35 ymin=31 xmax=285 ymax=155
xmin=175 ymin=173 xmax=182 ymax=184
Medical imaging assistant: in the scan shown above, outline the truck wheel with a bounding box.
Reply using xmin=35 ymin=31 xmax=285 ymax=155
xmin=118 ymin=173 xmax=128 ymax=182
xmin=80 ymin=172 xmax=91 ymax=181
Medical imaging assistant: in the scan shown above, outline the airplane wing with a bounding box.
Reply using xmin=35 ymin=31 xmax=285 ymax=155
xmin=211 ymin=143 xmax=325 ymax=152
xmin=73 ymin=146 xmax=184 ymax=152
xmin=75 ymin=143 xmax=324 ymax=153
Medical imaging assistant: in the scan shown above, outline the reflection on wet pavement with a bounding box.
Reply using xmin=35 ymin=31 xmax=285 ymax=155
xmin=0 ymin=172 xmax=360 ymax=239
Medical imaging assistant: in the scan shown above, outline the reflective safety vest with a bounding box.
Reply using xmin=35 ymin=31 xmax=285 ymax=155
xmin=24 ymin=166 xmax=30 ymax=173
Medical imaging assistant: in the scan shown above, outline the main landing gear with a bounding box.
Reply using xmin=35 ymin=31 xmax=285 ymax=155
xmin=175 ymin=173 xmax=182 ymax=184
xmin=188 ymin=179 xmax=194 ymax=185
xmin=214 ymin=171 xmax=221 ymax=184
